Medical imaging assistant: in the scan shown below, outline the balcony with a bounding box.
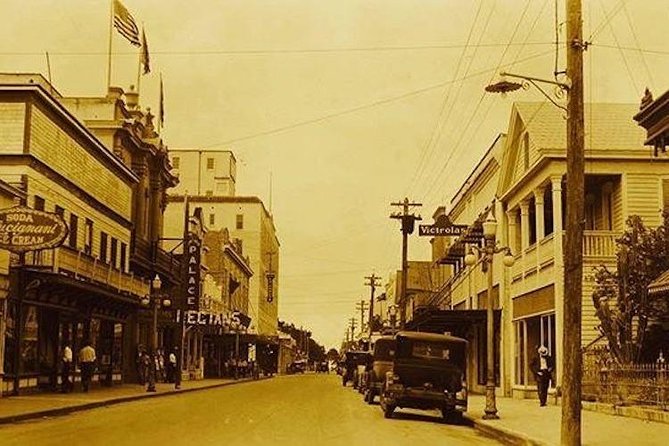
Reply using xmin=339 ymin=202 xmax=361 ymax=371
xmin=130 ymin=235 xmax=181 ymax=279
xmin=24 ymin=247 xmax=149 ymax=298
xmin=583 ymin=230 xmax=619 ymax=258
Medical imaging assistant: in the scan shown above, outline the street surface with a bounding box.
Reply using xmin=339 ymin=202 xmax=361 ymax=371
xmin=0 ymin=374 xmax=499 ymax=446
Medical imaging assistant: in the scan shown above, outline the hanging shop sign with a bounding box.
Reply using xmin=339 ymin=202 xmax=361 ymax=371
xmin=185 ymin=231 xmax=201 ymax=311
xmin=0 ymin=206 xmax=68 ymax=252
xmin=418 ymin=214 xmax=468 ymax=237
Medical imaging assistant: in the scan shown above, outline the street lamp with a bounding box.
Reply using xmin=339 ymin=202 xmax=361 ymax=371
xmin=464 ymin=214 xmax=514 ymax=420
xmin=143 ymin=274 xmax=170 ymax=392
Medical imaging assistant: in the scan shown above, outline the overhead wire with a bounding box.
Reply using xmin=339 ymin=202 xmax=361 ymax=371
xmin=588 ymin=0 xmax=627 ymax=41
xmin=406 ymin=0 xmax=485 ymax=197
xmin=200 ymin=49 xmax=553 ymax=149
xmin=598 ymin=0 xmax=640 ymax=94
xmin=420 ymin=0 xmax=536 ymax=204
xmin=621 ymin=2 xmax=655 ymax=91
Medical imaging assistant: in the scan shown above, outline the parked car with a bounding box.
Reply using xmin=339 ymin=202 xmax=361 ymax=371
xmin=379 ymin=331 xmax=468 ymax=423
xmin=287 ymin=359 xmax=307 ymax=374
xmin=364 ymin=336 xmax=395 ymax=404
xmin=341 ymin=350 xmax=371 ymax=387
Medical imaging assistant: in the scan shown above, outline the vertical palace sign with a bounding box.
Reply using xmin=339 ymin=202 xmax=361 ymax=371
xmin=0 ymin=206 xmax=68 ymax=252
xmin=185 ymin=231 xmax=201 ymax=312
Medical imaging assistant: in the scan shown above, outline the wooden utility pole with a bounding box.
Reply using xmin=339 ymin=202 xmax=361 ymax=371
xmin=562 ymin=0 xmax=585 ymax=444
xmin=364 ymin=273 xmax=382 ymax=332
xmin=355 ymin=300 xmax=368 ymax=333
xmin=390 ymin=198 xmax=422 ymax=329
xmin=349 ymin=318 xmax=357 ymax=341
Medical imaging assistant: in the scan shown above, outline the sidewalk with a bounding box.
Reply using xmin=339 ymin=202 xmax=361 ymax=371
xmin=465 ymin=395 xmax=669 ymax=446
xmin=0 ymin=376 xmax=267 ymax=425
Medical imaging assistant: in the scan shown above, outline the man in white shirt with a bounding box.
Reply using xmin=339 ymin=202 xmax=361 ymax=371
xmin=61 ymin=344 xmax=73 ymax=393
xmin=78 ymin=341 xmax=96 ymax=393
xmin=530 ymin=345 xmax=554 ymax=407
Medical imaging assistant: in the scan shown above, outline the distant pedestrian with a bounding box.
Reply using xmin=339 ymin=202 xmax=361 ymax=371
xmin=530 ymin=345 xmax=554 ymax=407
xmin=61 ymin=344 xmax=73 ymax=393
xmin=136 ymin=344 xmax=147 ymax=385
xmin=172 ymin=347 xmax=181 ymax=390
xmin=78 ymin=341 xmax=96 ymax=393
xmin=168 ymin=349 xmax=178 ymax=383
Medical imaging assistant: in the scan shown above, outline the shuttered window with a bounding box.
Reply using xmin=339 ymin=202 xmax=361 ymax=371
xmin=662 ymin=179 xmax=669 ymax=210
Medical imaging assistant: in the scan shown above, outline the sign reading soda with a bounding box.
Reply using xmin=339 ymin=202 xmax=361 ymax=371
xmin=0 ymin=206 xmax=68 ymax=252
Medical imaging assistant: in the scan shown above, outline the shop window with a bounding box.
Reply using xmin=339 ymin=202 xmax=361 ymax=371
xmin=69 ymin=214 xmax=78 ymax=249
xmin=236 ymin=214 xmax=244 ymax=230
xmin=100 ymin=232 xmax=108 ymax=263
xmin=110 ymin=238 xmax=118 ymax=269
xmin=21 ymin=306 xmax=39 ymax=374
xmin=515 ymin=321 xmax=526 ymax=385
xmin=84 ymin=219 xmax=93 ymax=255
xmin=3 ymin=301 xmax=17 ymax=375
xmin=172 ymin=156 xmax=180 ymax=169
xmin=34 ymin=195 xmax=45 ymax=211
xmin=207 ymin=157 xmax=215 ymax=170
xmin=120 ymin=242 xmax=127 ymax=272
xmin=515 ymin=313 xmax=556 ymax=387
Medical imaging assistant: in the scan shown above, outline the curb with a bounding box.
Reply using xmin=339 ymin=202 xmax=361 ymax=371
xmin=0 ymin=376 xmax=271 ymax=426
xmin=464 ymin=413 xmax=550 ymax=446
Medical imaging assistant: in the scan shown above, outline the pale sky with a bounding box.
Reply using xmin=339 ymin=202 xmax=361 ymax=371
xmin=2 ymin=0 xmax=668 ymax=349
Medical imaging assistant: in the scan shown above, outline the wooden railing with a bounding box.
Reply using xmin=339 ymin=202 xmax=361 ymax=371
xmin=24 ymin=247 xmax=149 ymax=298
xmin=583 ymin=230 xmax=619 ymax=258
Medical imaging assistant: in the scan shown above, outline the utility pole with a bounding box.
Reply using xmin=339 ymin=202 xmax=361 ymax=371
xmin=562 ymin=1 xmax=585 ymax=445
xmin=349 ymin=318 xmax=357 ymax=342
xmin=390 ymin=198 xmax=422 ymax=329
xmin=355 ymin=300 xmax=368 ymax=333
xmin=364 ymin=273 xmax=382 ymax=333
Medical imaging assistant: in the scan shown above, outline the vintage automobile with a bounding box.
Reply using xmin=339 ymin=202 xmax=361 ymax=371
xmin=379 ymin=331 xmax=468 ymax=423
xmin=287 ymin=359 xmax=307 ymax=374
xmin=341 ymin=350 xmax=372 ymax=387
xmin=364 ymin=336 xmax=395 ymax=404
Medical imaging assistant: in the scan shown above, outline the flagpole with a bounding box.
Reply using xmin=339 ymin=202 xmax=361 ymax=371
xmin=136 ymin=25 xmax=143 ymax=97
xmin=106 ymin=0 xmax=114 ymax=92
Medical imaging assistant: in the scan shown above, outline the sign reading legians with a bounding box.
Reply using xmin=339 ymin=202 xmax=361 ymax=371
xmin=418 ymin=214 xmax=468 ymax=237
xmin=0 ymin=206 xmax=68 ymax=252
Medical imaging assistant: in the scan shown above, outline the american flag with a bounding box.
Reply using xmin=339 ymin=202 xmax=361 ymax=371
xmin=113 ymin=0 xmax=140 ymax=47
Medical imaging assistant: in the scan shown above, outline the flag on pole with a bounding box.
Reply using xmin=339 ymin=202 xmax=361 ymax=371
xmin=140 ymin=28 xmax=150 ymax=74
xmin=113 ymin=0 xmax=141 ymax=46
xmin=159 ymin=73 xmax=165 ymax=127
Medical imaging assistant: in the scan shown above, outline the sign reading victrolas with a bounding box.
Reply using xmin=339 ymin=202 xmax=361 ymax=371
xmin=0 ymin=206 xmax=68 ymax=252
xmin=418 ymin=214 xmax=468 ymax=237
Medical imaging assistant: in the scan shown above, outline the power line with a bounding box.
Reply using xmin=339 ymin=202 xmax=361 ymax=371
xmin=597 ymin=0 xmax=639 ymax=94
xmin=621 ymin=2 xmax=655 ymax=91
xmin=199 ymin=49 xmax=553 ymax=150
xmin=588 ymin=0 xmax=628 ymax=41
xmin=0 ymin=42 xmax=554 ymax=57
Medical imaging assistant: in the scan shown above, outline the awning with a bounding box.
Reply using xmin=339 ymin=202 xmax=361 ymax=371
xmin=406 ymin=308 xmax=501 ymax=338
xmin=649 ymin=269 xmax=669 ymax=295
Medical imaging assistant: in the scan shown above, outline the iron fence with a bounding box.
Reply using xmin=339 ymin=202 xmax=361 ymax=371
xmin=582 ymin=346 xmax=669 ymax=410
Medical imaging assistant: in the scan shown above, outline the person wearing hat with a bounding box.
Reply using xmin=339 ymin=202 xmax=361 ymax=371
xmin=530 ymin=345 xmax=554 ymax=407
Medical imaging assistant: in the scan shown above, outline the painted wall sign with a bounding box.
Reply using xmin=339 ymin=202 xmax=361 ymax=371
xmin=185 ymin=232 xmax=201 ymax=311
xmin=0 ymin=206 xmax=68 ymax=252
xmin=418 ymin=214 xmax=468 ymax=237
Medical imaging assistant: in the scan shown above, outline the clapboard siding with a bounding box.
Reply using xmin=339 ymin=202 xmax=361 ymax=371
xmin=625 ymin=173 xmax=662 ymax=227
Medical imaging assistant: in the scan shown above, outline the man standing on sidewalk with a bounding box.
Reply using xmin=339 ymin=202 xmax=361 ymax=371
xmin=531 ymin=345 xmax=554 ymax=407
xmin=79 ymin=341 xmax=96 ymax=393
xmin=61 ymin=344 xmax=73 ymax=393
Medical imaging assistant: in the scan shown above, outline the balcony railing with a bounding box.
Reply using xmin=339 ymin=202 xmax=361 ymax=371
xmin=131 ymin=235 xmax=181 ymax=277
xmin=24 ymin=247 xmax=149 ymax=298
xmin=583 ymin=230 xmax=619 ymax=258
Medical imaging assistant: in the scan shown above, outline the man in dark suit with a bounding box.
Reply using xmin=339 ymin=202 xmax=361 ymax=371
xmin=530 ymin=345 xmax=554 ymax=407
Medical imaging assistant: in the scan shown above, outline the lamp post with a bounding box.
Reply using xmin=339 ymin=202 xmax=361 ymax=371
xmin=142 ymin=274 xmax=170 ymax=392
xmin=464 ymin=214 xmax=515 ymax=420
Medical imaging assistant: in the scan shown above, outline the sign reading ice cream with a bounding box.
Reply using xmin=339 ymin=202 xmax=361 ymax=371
xmin=0 ymin=206 xmax=68 ymax=252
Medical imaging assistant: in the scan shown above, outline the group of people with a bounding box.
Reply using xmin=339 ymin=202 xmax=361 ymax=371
xmin=60 ymin=340 xmax=97 ymax=393
xmin=136 ymin=345 xmax=180 ymax=387
xmin=223 ymin=358 xmax=259 ymax=379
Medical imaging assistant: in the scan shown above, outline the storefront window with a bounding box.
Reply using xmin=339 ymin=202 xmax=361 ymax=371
xmin=21 ymin=305 xmax=39 ymax=374
xmin=4 ymin=301 xmax=17 ymax=375
xmin=515 ymin=313 xmax=556 ymax=386
xmin=113 ymin=323 xmax=123 ymax=373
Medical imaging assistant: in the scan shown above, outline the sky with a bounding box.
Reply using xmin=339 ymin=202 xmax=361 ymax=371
xmin=1 ymin=0 xmax=668 ymax=349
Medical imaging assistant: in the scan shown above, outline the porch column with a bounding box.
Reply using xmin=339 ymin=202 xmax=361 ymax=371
xmin=520 ymin=201 xmax=530 ymax=277
xmin=551 ymin=175 xmax=564 ymax=389
xmin=506 ymin=209 xmax=517 ymax=256
xmin=534 ymin=188 xmax=545 ymax=271
xmin=497 ymin=200 xmax=512 ymax=396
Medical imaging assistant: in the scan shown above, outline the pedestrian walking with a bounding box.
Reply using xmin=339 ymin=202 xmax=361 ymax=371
xmin=172 ymin=347 xmax=181 ymax=390
xmin=78 ymin=341 xmax=96 ymax=393
xmin=61 ymin=344 xmax=73 ymax=393
xmin=168 ymin=348 xmax=177 ymax=383
xmin=530 ymin=345 xmax=554 ymax=407
xmin=136 ymin=344 xmax=147 ymax=385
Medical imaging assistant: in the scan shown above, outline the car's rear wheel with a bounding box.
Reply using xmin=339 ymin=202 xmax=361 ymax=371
xmin=365 ymin=388 xmax=375 ymax=404
xmin=383 ymin=403 xmax=395 ymax=418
